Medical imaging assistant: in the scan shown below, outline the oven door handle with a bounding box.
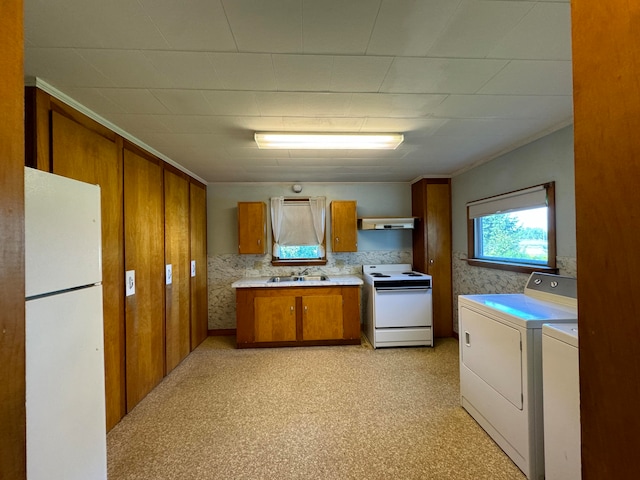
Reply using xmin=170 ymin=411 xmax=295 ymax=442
xmin=375 ymin=287 xmax=432 ymax=292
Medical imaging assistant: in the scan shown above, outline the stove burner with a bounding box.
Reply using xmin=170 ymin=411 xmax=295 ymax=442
xmin=403 ymin=272 xmax=423 ymax=276
xmin=370 ymin=273 xmax=391 ymax=277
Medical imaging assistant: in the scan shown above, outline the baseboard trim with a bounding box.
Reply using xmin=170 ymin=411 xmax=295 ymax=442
xmin=208 ymin=328 xmax=236 ymax=336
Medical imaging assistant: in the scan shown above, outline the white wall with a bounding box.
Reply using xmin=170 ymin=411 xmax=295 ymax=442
xmin=450 ymin=125 xmax=577 ymax=331
xmin=207 ymin=182 xmax=413 ymax=254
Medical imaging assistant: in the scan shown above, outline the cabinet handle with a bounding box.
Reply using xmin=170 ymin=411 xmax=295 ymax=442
xmin=465 ymin=331 xmax=471 ymax=347
xmin=257 ymin=239 xmax=261 ymax=245
xmin=336 ymin=237 xmax=339 ymax=243
xmin=290 ymin=305 xmax=294 ymax=314
xmin=429 ymin=259 xmax=434 ymax=265
xmin=304 ymin=305 xmax=308 ymax=314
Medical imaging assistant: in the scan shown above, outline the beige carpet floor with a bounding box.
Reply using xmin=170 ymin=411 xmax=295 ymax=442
xmin=107 ymin=336 xmax=525 ymax=480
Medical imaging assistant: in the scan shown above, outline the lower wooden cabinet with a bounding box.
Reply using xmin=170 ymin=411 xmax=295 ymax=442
xmin=236 ymin=286 xmax=360 ymax=348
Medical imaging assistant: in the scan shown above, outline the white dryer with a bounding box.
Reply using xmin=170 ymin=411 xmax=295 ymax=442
xmin=542 ymin=323 xmax=580 ymax=480
xmin=458 ymin=273 xmax=578 ymax=480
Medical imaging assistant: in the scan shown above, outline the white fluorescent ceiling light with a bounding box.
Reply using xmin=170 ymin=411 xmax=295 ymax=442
xmin=254 ymin=132 xmax=404 ymax=150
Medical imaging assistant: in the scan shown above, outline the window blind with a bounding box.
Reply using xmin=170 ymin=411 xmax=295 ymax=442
xmin=467 ymin=184 xmax=548 ymax=219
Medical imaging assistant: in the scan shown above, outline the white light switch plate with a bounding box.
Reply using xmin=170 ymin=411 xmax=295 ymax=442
xmin=191 ymin=260 xmax=196 ymax=277
xmin=165 ymin=264 xmax=172 ymax=285
xmin=125 ymin=270 xmax=135 ymax=296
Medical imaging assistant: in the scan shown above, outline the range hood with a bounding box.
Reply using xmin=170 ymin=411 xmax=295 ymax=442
xmin=357 ymin=217 xmax=417 ymax=230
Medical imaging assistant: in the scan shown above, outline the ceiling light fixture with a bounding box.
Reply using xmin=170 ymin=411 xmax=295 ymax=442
xmin=254 ymin=132 xmax=404 ymax=150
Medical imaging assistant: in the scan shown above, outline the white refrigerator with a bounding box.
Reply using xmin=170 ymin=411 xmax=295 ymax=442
xmin=25 ymin=167 xmax=107 ymax=480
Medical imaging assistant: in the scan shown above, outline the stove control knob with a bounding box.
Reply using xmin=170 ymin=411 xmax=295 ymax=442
xmin=550 ymin=281 xmax=558 ymax=288
xmin=534 ymin=278 xmax=542 ymax=285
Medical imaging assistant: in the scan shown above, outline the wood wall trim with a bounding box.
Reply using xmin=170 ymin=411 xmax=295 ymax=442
xmin=0 ymin=0 xmax=25 ymax=478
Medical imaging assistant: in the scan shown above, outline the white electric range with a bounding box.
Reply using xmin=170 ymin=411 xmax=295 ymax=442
xmin=362 ymin=264 xmax=433 ymax=348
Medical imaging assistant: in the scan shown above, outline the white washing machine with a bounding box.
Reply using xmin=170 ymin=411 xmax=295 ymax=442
xmin=458 ymin=273 xmax=578 ymax=480
xmin=542 ymin=323 xmax=580 ymax=480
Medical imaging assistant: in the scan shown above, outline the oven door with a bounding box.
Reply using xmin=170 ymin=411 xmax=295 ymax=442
xmin=374 ymin=287 xmax=432 ymax=328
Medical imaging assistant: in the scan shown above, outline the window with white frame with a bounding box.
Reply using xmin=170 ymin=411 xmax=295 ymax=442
xmin=270 ymin=196 xmax=326 ymax=265
xmin=467 ymin=182 xmax=557 ymax=273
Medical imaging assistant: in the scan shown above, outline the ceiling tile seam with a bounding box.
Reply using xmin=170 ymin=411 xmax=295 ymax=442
xmin=362 ymin=0 xmax=384 ymax=56
xmin=70 ymin=48 xmax=118 ymax=88
xmin=483 ymin=0 xmax=539 ymax=60
xmin=219 ymin=0 xmax=240 ymax=52
xmin=136 ymin=0 xmax=172 ymax=50
xmin=472 ymin=59 xmax=513 ymax=94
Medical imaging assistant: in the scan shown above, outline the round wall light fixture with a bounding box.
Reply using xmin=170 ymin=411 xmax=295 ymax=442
xmin=292 ymin=184 xmax=303 ymax=193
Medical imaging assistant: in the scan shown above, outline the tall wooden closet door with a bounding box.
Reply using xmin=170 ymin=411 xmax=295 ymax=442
xmin=426 ymin=183 xmax=453 ymax=337
xmin=190 ymin=183 xmax=208 ymax=349
xmin=165 ymin=170 xmax=190 ymax=373
xmin=51 ymin=111 xmax=125 ymax=431
xmin=123 ymin=148 xmax=165 ymax=411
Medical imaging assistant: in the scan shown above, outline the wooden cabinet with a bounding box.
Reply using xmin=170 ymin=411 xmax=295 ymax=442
xmin=254 ymin=296 xmax=297 ymax=342
xmin=189 ymin=182 xmax=208 ymax=350
xmin=238 ymin=202 xmax=266 ymax=254
xmin=331 ymin=200 xmax=357 ymax=252
xmin=302 ymin=295 xmax=344 ymax=340
xmin=412 ymin=179 xmax=453 ymax=338
xmin=123 ymin=146 xmax=165 ymax=412
xmin=50 ymin=109 xmax=126 ymax=431
xmin=236 ymin=286 xmax=360 ymax=348
xmin=164 ymin=169 xmax=191 ymax=374
xmin=25 ymin=88 xmax=209 ymax=430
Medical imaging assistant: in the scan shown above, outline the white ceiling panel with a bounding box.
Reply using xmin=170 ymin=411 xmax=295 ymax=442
xmin=427 ymin=0 xmax=533 ymax=58
xmin=348 ymin=93 xmax=447 ymax=117
xmin=380 ymin=58 xmax=508 ymax=93
xmin=210 ymin=53 xmax=277 ymax=90
xmin=302 ymin=0 xmax=380 ymax=54
xmin=200 ymin=91 xmax=261 ymax=116
xmin=143 ymin=51 xmax=224 ymax=89
xmin=76 ymin=50 xmax=173 ymax=88
xmin=330 ymin=57 xmax=393 ymax=93
xmin=478 ymin=60 xmax=573 ymax=95
xmin=24 ymin=0 xmax=575 ymax=182
xmin=273 ymin=55 xmax=333 ymax=91
xmin=139 ymin=0 xmax=236 ymax=51
xmin=367 ymin=0 xmax=460 ymax=56
xmin=25 ymin=48 xmax=114 ymax=88
xmin=97 ymin=88 xmax=170 ymax=115
xmin=432 ymin=94 xmax=573 ymax=120
xmin=489 ymin=3 xmax=572 ymax=60
xmin=222 ymin=0 xmax=302 ymax=53
xmin=58 ymin=0 xmax=169 ymax=49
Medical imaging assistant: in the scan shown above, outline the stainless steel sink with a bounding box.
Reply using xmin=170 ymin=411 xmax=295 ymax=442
xmin=268 ymin=275 xmax=329 ymax=283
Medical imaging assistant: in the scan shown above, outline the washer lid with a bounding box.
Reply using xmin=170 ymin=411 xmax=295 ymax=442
xmin=543 ymin=323 xmax=579 ymax=347
xmin=459 ymin=293 xmax=578 ymax=328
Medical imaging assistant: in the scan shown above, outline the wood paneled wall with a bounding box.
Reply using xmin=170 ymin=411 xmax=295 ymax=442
xmin=190 ymin=183 xmax=208 ymax=348
xmin=0 ymin=1 xmax=25 ymax=478
xmin=24 ymin=87 xmax=209 ymax=431
xmin=572 ymin=1 xmax=640 ymax=478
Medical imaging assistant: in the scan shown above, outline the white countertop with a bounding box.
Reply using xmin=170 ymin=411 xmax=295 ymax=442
xmin=231 ymin=275 xmax=363 ymax=288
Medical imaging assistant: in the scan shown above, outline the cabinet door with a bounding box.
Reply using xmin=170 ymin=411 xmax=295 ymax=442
xmin=190 ymin=182 xmax=208 ymax=350
xmin=254 ymin=296 xmax=297 ymax=342
xmin=331 ymin=201 xmax=357 ymax=252
xmin=52 ymin=111 xmax=125 ymax=431
xmin=412 ymin=179 xmax=453 ymax=338
xmin=123 ymin=148 xmax=165 ymax=412
xmin=165 ymin=169 xmax=191 ymax=374
xmin=302 ymin=295 xmax=344 ymax=340
xmin=238 ymin=202 xmax=266 ymax=254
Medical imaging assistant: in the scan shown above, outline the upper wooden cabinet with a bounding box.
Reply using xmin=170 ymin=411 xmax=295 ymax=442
xmin=238 ymin=202 xmax=266 ymax=254
xmin=411 ymin=179 xmax=453 ymax=338
xmin=331 ymin=200 xmax=358 ymax=252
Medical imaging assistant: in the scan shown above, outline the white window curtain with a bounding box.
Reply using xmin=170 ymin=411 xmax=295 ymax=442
xmin=467 ymin=184 xmax=548 ymax=219
xmin=309 ymin=197 xmax=326 ymax=257
xmin=270 ymin=196 xmax=285 ymax=258
xmin=270 ymin=196 xmax=326 ymax=258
